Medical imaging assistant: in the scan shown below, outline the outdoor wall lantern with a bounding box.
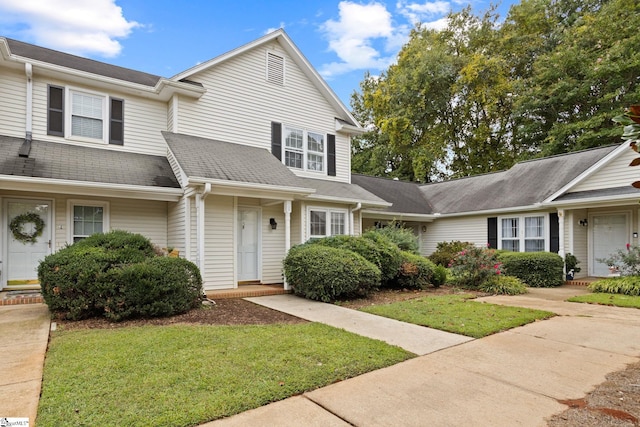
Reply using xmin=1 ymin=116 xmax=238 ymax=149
xmin=579 ymin=219 xmax=588 ymax=227
xmin=269 ymin=218 xmax=277 ymax=230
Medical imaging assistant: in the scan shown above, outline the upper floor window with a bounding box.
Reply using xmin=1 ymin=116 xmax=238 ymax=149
xmin=499 ymin=215 xmax=546 ymax=252
xmin=284 ymin=127 xmax=324 ymax=172
xmin=47 ymin=85 xmax=124 ymax=145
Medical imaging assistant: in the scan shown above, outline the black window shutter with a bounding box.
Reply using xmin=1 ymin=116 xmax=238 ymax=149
xmin=327 ymin=134 xmax=336 ymax=176
xmin=549 ymin=212 xmax=560 ymax=253
xmin=271 ymin=122 xmax=282 ymax=160
xmin=47 ymin=85 xmax=64 ymax=136
xmin=487 ymin=217 xmax=498 ymax=249
xmin=109 ymin=98 xmax=124 ymax=145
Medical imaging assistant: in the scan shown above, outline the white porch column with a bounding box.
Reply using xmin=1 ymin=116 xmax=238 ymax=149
xmin=284 ymin=200 xmax=292 ymax=290
xmin=558 ymin=208 xmax=566 ymax=267
xmin=184 ymin=196 xmax=191 ymax=260
xmin=196 ymin=184 xmax=212 ymax=274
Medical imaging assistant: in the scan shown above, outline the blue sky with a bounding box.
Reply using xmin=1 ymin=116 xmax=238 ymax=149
xmin=0 ymin=0 xmax=517 ymax=107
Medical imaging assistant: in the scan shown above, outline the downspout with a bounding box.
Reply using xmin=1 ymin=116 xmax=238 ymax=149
xmin=196 ymin=183 xmax=212 ymax=274
xmin=350 ymin=202 xmax=362 ymax=236
xmin=19 ymin=63 xmax=33 ymax=158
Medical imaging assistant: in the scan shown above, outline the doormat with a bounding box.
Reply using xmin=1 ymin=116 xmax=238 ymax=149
xmin=1 ymin=290 xmax=43 ymax=306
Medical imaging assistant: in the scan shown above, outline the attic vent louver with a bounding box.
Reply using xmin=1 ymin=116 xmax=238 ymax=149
xmin=266 ymin=52 xmax=284 ymax=86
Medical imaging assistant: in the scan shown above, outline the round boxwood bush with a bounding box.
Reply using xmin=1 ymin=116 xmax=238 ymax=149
xmin=97 ymin=257 xmax=202 ymax=321
xmin=283 ymin=244 xmax=381 ymax=302
xmin=308 ymin=234 xmax=401 ymax=287
xmin=393 ymin=251 xmax=437 ymax=289
xmin=365 ymin=223 xmax=420 ymax=254
xmin=39 ymin=230 xmax=202 ymax=321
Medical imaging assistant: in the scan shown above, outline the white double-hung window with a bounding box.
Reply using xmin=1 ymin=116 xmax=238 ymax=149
xmin=68 ymin=200 xmax=109 ymax=243
xmin=284 ymin=127 xmax=325 ymax=173
xmin=309 ymin=208 xmax=347 ymax=238
xmin=499 ymin=215 xmax=546 ymax=252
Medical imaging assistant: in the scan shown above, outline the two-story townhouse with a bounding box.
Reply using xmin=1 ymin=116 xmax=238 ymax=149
xmin=0 ymin=30 xmax=388 ymax=292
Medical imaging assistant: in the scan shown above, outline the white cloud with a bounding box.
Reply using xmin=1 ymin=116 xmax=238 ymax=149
xmin=319 ymin=1 xmax=404 ymax=78
xmin=264 ymin=22 xmax=286 ymax=35
xmin=319 ymin=1 xmax=454 ymax=79
xmin=0 ymin=0 xmax=140 ymax=57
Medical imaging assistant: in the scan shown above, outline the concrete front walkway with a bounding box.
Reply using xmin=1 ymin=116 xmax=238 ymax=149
xmin=246 ymin=294 xmax=473 ymax=355
xmin=0 ymin=303 xmax=50 ymax=425
xmin=206 ymin=287 xmax=640 ymax=427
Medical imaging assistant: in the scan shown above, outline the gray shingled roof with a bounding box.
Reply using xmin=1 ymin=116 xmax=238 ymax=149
xmin=4 ymin=38 xmax=161 ymax=86
xmin=351 ymin=174 xmax=433 ymax=214
xmin=0 ymin=135 xmax=180 ymax=188
xmin=302 ymin=178 xmax=390 ymax=206
xmin=420 ymin=145 xmax=618 ymax=214
xmin=163 ymin=131 xmax=311 ymax=190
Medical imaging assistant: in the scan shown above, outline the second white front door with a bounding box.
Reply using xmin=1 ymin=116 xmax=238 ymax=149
xmin=237 ymin=208 xmax=260 ymax=282
xmin=591 ymin=213 xmax=629 ymax=276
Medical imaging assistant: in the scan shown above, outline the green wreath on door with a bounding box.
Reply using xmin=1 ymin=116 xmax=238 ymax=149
xmin=9 ymin=212 xmax=45 ymax=244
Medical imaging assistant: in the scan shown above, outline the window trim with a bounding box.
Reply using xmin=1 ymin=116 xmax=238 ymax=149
xmin=307 ymin=206 xmax=348 ymax=239
xmin=283 ymin=126 xmax=326 ymax=174
xmin=64 ymin=87 xmax=110 ymax=144
xmin=66 ymin=200 xmax=110 ymax=243
xmin=497 ymin=214 xmax=548 ymax=252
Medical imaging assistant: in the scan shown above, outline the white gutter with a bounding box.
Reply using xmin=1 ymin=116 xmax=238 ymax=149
xmin=0 ymin=175 xmax=183 ymax=201
xmin=188 ymin=177 xmax=315 ymax=196
xmin=306 ymin=193 xmax=391 ymax=208
xmin=25 ymin=62 xmax=32 ymax=139
xmin=196 ymin=183 xmax=212 ymax=273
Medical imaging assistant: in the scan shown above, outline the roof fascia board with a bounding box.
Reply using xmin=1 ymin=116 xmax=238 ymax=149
xmin=187 ymin=177 xmax=315 ymax=197
xmin=305 ymin=194 xmax=391 ymax=208
xmin=0 ymin=176 xmax=183 ymax=201
xmin=543 ymin=142 xmax=629 ymax=203
xmin=433 ymin=204 xmax=552 ymax=218
xmin=360 ymin=209 xmax=435 ymax=221
xmin=172 ymin=29 xmax=362 ymax=129
xmin=542 ymin=193 xmax=640 ymax=209
xmin=335 ymin=119 xmax=365 ymax=136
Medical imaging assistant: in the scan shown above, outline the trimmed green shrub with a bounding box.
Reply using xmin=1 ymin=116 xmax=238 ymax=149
xmin=588 ymin=277 xmax=640 ymax=296
xmin=498 ymin=252 xmax=564 ymax=287
xmin=39 ymin=230 xmax=203 ymax=321
xmin=283 ymin=245 xmax=381 ymax=302
xmin=98 ymin=257 xmax=202 ymax=321
xmin=429 ymin=241 xmax=475 ymax=267
xmin=311 ymin=234 xmax=402 ymax=287
xmin=480 ymin=275 xmax=528 ymax=295
xmin=393 ymin=251 xmax=437 ymax=289
xmin=432 ymin=265 xmax=448 ymax=288
xmin=365 ymin=222 xmax=419 ymax=254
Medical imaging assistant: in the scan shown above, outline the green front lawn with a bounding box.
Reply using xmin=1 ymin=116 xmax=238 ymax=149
xmin=38 ymin=323 xmax=413 ymax=426
xmin=360 ymin=294 xmax=555 ymax=338
xmin=568 ymin=293 xmax=640 ymax=309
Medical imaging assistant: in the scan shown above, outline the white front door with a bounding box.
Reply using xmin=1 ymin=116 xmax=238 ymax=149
xmin=237 ymin=208 xmax=260 ymax=282
xmin=4 ymin=199 xmax=52 ymax=288
xmin=591 ymin=213 xmax=629 ymax=276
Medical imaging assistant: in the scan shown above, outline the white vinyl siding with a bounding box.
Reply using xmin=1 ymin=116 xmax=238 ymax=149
xmin=0 ymin=68 xmax=27 ymax=138
xmin=421 ymin=216 xmax=488 ymax=255
xmin=109 ymin=199 xmax=168 ymax=246
xmin=31 ymin=79 xmax=168 ymax=155
xmin=176 ymin=39 xmax=351 ymax=182
xmin=167 ymin=199 xmax=186 ymax=255
xmin=203 ymin=195 xmax=234 ymax=289
xmin=290 ymin=201 xmax=302 ymax=245
xmin=570 ymin=148 xmax=639 ymax=192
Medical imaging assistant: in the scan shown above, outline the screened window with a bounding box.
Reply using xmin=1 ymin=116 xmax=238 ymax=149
xmin=71 ymin=91 xmax=104 ymax=139
xmin=72 ymin=204 xmax=105 ymax=242
xmin=309 ymin=208 xmax=347 ymax=238
xmin=283 ymin=127 xmax=325 ymax=172
xmin=500 ymin=215 xmax=546 ymax=252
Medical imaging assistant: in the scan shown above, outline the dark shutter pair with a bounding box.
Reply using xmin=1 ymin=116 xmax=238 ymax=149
xmin=487 ymin=213 xmax=560 ymax=253
xmin=47 ymin=85 xmax=124 ymax=145
xmin=271 ymin=122 xmax=336 ymax=176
